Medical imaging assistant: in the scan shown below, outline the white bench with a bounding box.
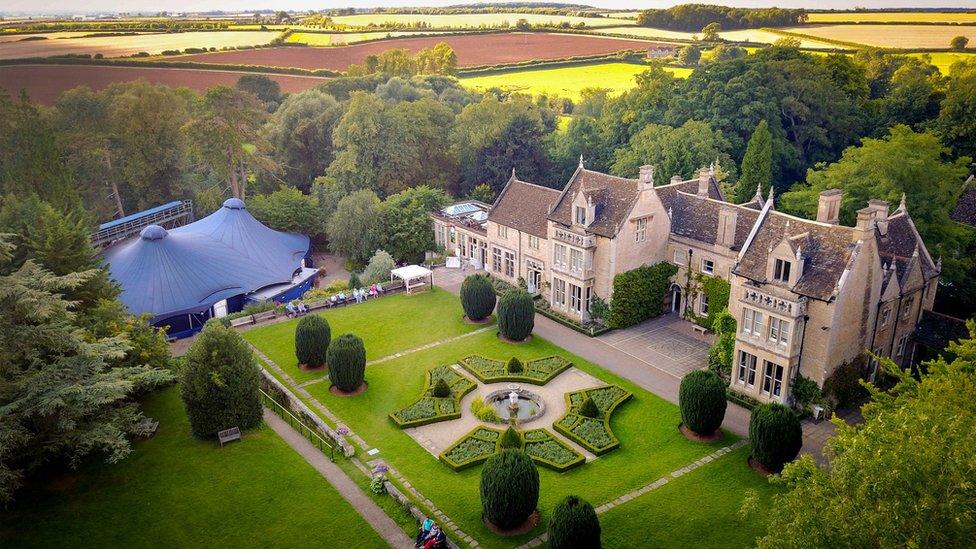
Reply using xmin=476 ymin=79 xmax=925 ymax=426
xmin=692 ymin=324 xmax=708 ymax=336
xmin=217 ymin=427 xmax=241 ymax=447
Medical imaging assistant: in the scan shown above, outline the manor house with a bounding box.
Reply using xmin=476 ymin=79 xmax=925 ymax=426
xmin=431 ymin=160 xmax=939 ymax=405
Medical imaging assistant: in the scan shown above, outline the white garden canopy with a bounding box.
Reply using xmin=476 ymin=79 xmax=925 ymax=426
xmin=390 ymin=265 xmax=433 ymax=294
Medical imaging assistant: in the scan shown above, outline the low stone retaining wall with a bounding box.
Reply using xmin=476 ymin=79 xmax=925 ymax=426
xmin=259 ymin=369 xmax=355 ymax=458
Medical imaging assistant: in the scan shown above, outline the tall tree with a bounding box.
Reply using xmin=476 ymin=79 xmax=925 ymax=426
xmin=932 ymin=60 xmax=976 ymax=161
xmin=236 ymin=74 xmax=282 ymax=112
xmin=755 ymin=322 xmax=976 ymax=548
xmin=735 ymin=119 xmax=773 ymax=202
xmin=265 ymin=89 xmax=342 ymax=191
xmin=327 ymin=189 xmax=383 ymax=267
xmin=610 ymin=120 xmax=735 ymax=185
xmin=381 ymin=186 xmax=448 ymax=263
xmin=247 ymin=186 xmax=327 ymax=243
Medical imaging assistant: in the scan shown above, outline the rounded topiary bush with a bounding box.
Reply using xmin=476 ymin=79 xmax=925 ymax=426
xmin=507 ymin=357 xmax=523 ymax=373
xmin=497 ymin=289 xmax=534 ymax=342
xmin=579 ymin=396 xmax=600 ymax=419
xmin=500 ymin=426 xmax=522 ymax=449
xmin=295 ymin=314 xmax=331 ymax=368
xmin=480 ymin=449 xmax=539 ymax=530
xmin=180 ymin=322 xmax=262 ymax=438
xmin=460 ymin=274 xmax=497 ymax=321
xmin=749 ymin=403 xmax=803 ymax=473
xmin=679 ymin=369 xmax=728 ymax=436
xmin=548 ymin=495 xmax=601 ymax=549
xmin=327 ymin=334 xmax=366 ymax=393
xmin=432 ymin=377 xmax=451 ymax=398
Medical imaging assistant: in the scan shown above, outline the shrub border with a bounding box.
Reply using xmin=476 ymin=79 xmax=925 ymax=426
xmin=457 ymin=355 xmax=572 ymax=385
xmin=438 ymin=426 xmax=585 ymax=472
xmin=438 ymin=426 xmax=503 ymax=471
xmin=553 ymin=385 xmax=633 ymax=456
xmin=389 ymin=366 xmax=476 ymax=428
xmin=522 ymin=430 xmax=586 ymax=472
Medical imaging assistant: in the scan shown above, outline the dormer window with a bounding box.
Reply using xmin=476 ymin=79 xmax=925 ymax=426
xmin=773 ymin=258 xmax=792 ymax=283
xmin=575 ymin=206 xmax=587 ymax=225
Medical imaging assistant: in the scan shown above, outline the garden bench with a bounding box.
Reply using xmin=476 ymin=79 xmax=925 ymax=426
xmin=251 ymin=310 xmax=277 ymax=323
xmin=217 ymin=427 xmax=241 ymax=447
xmin=692 ymin=324 xmax=709 ymax=336
xmin=306 ymin=300 xmax=330 ymax=311
xmin=229 ymin=315 xmax=255 ymax=327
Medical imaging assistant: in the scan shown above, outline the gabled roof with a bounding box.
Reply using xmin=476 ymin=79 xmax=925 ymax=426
xmin=950 ymin=175 xmax=976 ymax=227
xmin=548 ymin=168 xmax=642 ymax=238
xmin=876 ymin=211 xmax=939 ymax=292
xmin=488 ymin=176 xmax=560 ymax=239
xmin=666 ymin=191 xmax=760 ymax=251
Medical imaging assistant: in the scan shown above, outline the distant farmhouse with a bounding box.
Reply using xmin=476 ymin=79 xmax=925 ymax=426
xmin=433 ymin=160 xmax=940 ymax=405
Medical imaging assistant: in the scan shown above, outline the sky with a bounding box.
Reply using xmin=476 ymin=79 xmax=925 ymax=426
xmin=2 ymin=1 xmax=975 ymax=15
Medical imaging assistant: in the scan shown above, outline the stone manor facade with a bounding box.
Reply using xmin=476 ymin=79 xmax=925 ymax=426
xmin=431 ymin=160 xmax=939 ymax=405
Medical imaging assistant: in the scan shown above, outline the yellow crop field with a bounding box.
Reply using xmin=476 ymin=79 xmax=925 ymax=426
xmin=782 ymin=24 xmax=976 ymax=49
xmin=285 ymin=31 xmax=450 ymax=46
xmin=0 ymin=30 xmax=280 ymax=60
xmin=460 ymin=62 xmax=689 ymax=100
xmin=906 ymin=52 xmax=976 ymax=74
xmin=0 ymin=31 xmax=106 ymax=43
xmin=330 ymin=13 xmax=635 ymax=29
xmin=807 ymin=11 xmax=976 ymax=24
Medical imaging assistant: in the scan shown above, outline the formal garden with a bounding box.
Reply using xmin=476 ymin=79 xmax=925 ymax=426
xmin=241 ymin=283 xmax=785 ymax=547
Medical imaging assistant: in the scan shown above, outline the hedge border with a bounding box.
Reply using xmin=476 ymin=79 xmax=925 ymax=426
xmin=553 ymin=385 xmax=633 ymax=456
xmin=457 ymin=355 xmax=572 ymax=385
xmin=389 ymin=366 xmax=476 ymax=428
xmin=438 ymin=426 xmax=585 ymax=472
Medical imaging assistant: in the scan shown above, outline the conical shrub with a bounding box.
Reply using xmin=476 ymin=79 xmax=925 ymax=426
xmin=460 ymin=274 xmax=496 ymax=321
xmin=548 ymin=495 xmax=601 ymax=549
xmin=679 ymin=369 xmax=727 ymax=436
xmin=578 ymin=396 xmax=600 ymax=419
xmin=328 ymin=334 xmax=366 ymax=393
xmin=749 ymin=403 xmax=802 ymax=472
xmin=431 ymin=377 xmax=451 ymax=398
xmin=499 ymin=425 xmax=522 ymax=449
xmin=480 ymin=449 xmax=539 ymax=530
xmin=507 ymin=357 xmax=523 ymax=373
xmin=295 ymin=314 xmax=330 ymax=367
xmin=498 ymin=289 xmax=534 ymax=342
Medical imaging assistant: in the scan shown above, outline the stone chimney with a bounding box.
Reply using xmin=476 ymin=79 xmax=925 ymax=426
xmin=854 ymin=206 xmax=875 ymax=241
xmin=816 ymin=189 xmax=842 ymax=224
xmin=639 ymin=165 xmax=655 ymax=191
xmin=697 ymin=167 xmax=710 ymax=198
xmin=717 ymin=206 xmax=738 ymax=248
xmin=868 ymin=199 xmax=889 ymax=236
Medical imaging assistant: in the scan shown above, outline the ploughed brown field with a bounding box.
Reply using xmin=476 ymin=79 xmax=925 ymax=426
xmin=179 ymin=32 xmax=658 ymax=70
xmin=0 ymin=64 xmax=328 ymax=105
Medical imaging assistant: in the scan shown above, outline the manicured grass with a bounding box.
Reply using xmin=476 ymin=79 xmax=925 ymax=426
xmin=600 ymin=446 xmax=781 ymax=548
xmin=460 ymin=62 xmax=689 ymax=100
xmin=0 ymin=386 xmax=386 ymax=548
xmin=292 ymin=329 xmax=735 ymax=547
xmin=243 ymin=287 xmax=485 ymax=383
xmin=330 ymin=13 xmax=636 ymax=29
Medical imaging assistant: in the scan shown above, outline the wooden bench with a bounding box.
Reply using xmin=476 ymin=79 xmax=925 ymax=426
xmin=251 ymin=310 xmax=277 ymax=323
xmin=228 ymin=315 xmax=255 ymax=328
xmin=217 ymin=427 xmax=241 ymax=447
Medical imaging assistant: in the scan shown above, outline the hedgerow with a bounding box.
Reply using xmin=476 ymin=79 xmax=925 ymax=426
xmin=458 ymin=354 xmax=571 ymax=384
xmin=390 ymin=366 xmax=477 ymax=427
xmin=553 ymin=385 xmax=632 ymax=455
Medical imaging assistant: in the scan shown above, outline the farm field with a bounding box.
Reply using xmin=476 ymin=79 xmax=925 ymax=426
xmin=720 ymin=28 xmax=840 ymax=49
xmin=179 ymin=33 xmax=658 ymax=71
xmin=782 ymin=24 xmax=976 ymax=49
xmin=0 ymin=30 xmax=280 ymax=60
xmin=591 ymin=25 xmax=696 ymax=40
xmin=460 ymin=62 xmax=688 ymax=100
xmin=807 ymin=11 xmax=976 ymax=23
xmin=906 ymin=51 xmax=976 ymax=73
xmin=285 ymin=30 xmax=450 ymax=45
xmin=0 ymin=31 xmax=114 ymax=43
xmin=329 ymin=12 xmax=636 ymax=28
xmin=591 ymin=26 xmax=838 ymax=48
xmin=0 ymin=64 xmax=327 ymax=105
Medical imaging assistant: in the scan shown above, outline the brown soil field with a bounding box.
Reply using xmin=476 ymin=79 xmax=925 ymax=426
xmin=179 ymin=32 xmax=658 ymax=70
xmin=0 ymin=30 xmax=279 ymax=60
xmin=0 ymin=64 xmax=328 ymax=105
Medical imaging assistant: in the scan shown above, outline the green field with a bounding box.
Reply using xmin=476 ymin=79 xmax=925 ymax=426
xmin=331 ymin=12 xmax=636 ymax=29
xmin=245 ymin=288 xmax=772 ymax=548
xmin=460 ymin=62 xmax=690 ymax=100
xmin=906 ymin=51 xmax=976 ymax=73
xmin=0 ymin=387 xmax=387 ymax=548
xmin=807 ymin=11 xmax=976 ymax=23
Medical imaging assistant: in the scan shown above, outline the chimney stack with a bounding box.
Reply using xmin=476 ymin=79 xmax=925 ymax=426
xmin=816 ymin=189 xmax=842 ymax=224
xmin=717 ymin=206 xmax=738 ymax=248
xmin=638 ymin=165 xmax=655 ymax=191
xmin=854 ymin=206 xmax=875 ymax=241
xmin=868 ymin=199 xmax=889 ymax=236
xmin=697 ymin=167 xmax=710 ymax=198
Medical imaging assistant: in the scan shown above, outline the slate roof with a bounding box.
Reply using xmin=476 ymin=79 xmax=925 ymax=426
xmin=950 ymin=177 xmax=976 ymax=227
xmin=913 ymin=310 xmax=969 ymax=351
xmin=876 ymin=211 xmax=938 ymax=291
xmin=548 ymin=168 xmax=642 ymax=238
xmin=733 ymin=210 xmax=857 ymax=302
xmin=666 ymin=192 xmax=760 ymax=251
xmin=489 ymin=177 xmax=561 ymax=239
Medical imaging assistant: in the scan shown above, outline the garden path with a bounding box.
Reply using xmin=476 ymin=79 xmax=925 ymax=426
xmin=263 ymin=409 xmax=415 ymax=548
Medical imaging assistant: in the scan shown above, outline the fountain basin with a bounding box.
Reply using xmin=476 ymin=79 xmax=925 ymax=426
xmin=484 ymin=388 xmax=546 ymax=424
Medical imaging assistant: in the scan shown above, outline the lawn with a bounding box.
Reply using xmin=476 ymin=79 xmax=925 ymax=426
xmin=243 ymin=286 xmax=485 ymax=383
xmin=0 ymin=386 xmax=386 ymax=548
xmin=330 ymin=13 xmax=636 ymax=29
xmin=248 ymin=288 xmax=745 ymax=547
xmin=460 ymin=62 xmax=689 ymax=100
xmin=600 ymin=446 xmax=782 ymax=548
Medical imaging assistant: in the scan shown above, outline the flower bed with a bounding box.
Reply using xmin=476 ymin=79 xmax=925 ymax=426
xmin=439 ymin=427 xmax=585 ymax=472
xmin=553 ymin=385 xmax=632 ymax=456
xmin=458 ymin=355 xmax=572 ymax=385
xmin=389 ymin=366 xmax=476 ymax=428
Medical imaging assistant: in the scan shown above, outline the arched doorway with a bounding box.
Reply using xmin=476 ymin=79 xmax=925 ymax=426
xmin=669 ymin=284 xmax=682 ymax=314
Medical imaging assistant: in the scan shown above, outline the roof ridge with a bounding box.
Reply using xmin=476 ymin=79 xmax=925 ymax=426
xmin=513 ymin=178 xmax=562 ymax=195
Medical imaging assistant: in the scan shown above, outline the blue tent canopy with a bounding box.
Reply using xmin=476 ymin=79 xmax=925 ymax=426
xmin=103 ymin=198 xmax=311 ymax=322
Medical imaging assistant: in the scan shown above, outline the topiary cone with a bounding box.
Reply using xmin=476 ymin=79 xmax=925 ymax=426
xmin=480 ymin=449 xmax=539 ymax=530
xmin=499 ymin=425 xmax=522 ymax=449
xmin=497 ymin=289 xmax=534 ymax=342
xmin=327 ymin=333 xmax=366 ymax=393
xmin=460 ymin=274 xmax=497 ymax=321
xmin=295 ymin=314 xmax=331 ymax=368
xmin=749 ymin=403 xmax=802 ymax=473
xmin=548 ymin=495 xmax=601 ymax=549
xmin=679 ymin=369 xmax=727 ymax=436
